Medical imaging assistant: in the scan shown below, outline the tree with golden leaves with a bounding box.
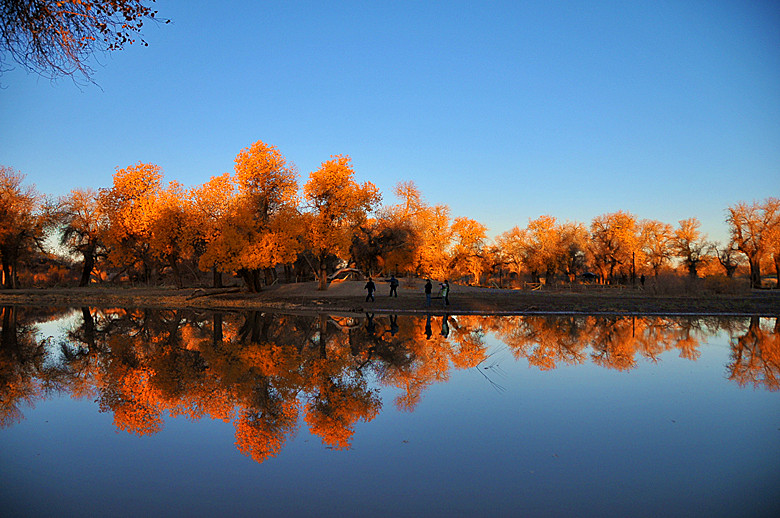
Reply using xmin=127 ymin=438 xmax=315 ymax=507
xmin=189 ymin=173 xmax=235 ymax=287
xmin=413 ymin=204 xmax=452 ymax=279
xmin=58 ymin=188 xmax=108 ymax=286
xmin=494 ymin=226 xmax=527 ymax=279
xmin=558 ymin=221 xmax=589 ymax=282
xmin=671 ymin=217 xmax=711 ymax=278
xmin=351 ymin=181 xmax=425 ymax=276
xmin=148 ymin=181 xmax=196 ymax=287
xmin=522 ymin=215 xmax=561 ymax=283
xmin=639 ymin=219 xmax=673 ymax=279
xmin=589 ymin=211 xmax=640 ymax=284
xmin=726 ymin=198 xmax=780 ymax=288
xmin=303 ymin=155 xmax=380 ymax=290
xmin=0 ymin=166 xmax=50 ymax=289
xmin=99 ymin=162 xmax=163 ymax=282
xmin=192 ymin=141 xmax=302 ymax=292
xmin=450 ymin=217 xmax=488 ymax=283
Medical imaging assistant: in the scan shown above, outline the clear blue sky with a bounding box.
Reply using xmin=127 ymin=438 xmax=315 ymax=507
xmin=2 ymin=0 xmax=779 ymax=244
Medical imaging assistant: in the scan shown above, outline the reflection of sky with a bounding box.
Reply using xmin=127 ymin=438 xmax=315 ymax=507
xmin=1 ymin=316 xmax=778 ymax=517
xmin=35 ymin=310 xmax=81 ymax=369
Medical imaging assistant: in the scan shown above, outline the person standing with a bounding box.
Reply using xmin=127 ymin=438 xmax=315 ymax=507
xmin=389 ymin=274 xmax=399 ymax=297
xmin=365 ymin=277 xmax=376 ymax=302
xmin=441 ymin=280 xmax=450 ymax=306
xmin=424 ymin=279 xmax=433 ymax=307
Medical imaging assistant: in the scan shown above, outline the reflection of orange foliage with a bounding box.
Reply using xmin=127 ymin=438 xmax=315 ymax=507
xmin=728 ymin=317 xmax=780 ymax=391
xmin=10 ymin=307 xmax=777 ymax=471
xmin=305 ymin=380 xmax=380 ymax=450
xmin=106 ymin=368 xmax=164 ymax=436
xmin=234 ymin=401 xmax=300 ymax=463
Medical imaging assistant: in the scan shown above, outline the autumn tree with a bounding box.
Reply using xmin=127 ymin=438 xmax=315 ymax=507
xmin=189 ymin=173 xmax=235 ymax=287
xmin=412 ymin=204 xmax=452 ymax=279
xmin=494 ymin=226 xmax=527 ymax=279
xmin=726 ymin=198 xmax=780 ymax=288
xmin=218 ymin=141 xmax=303 ymax=291
xmin=713 ymin=241 xmax=742 ymax=278
xmin=589 ymin=211 xmax=640 ymax=284
xmin=671 ymin=218 xmax=711 ymax=278
xmin=639 ymin=219 xmax=673 ymax=279
xmin=351 ymin=181 xmax=428 ymax=276
xmin=99 ymin=162 xmax=163 ymax=282
xmin=558 ymin=222 xmax=589 ymax=282
xmin=0 ymin=0 xmax=168 ymax=81
xmin=303 ymin=155 xmax=380 ymax=290
xmin=0 ymin=166 xmax=50 ymax=288
xmin=58 ymin=188 xmax=108 ymax=286
xmin=522 ymin=215 xmax=561 ymax=283
xmin=148 ymin=181 xmax=196 ymax=287
xmin=450 ymin=217 xmax=488 ymax=283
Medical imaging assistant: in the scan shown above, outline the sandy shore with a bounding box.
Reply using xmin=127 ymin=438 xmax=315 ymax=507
xmin=1 ymin=278 xmax=779 ymax=316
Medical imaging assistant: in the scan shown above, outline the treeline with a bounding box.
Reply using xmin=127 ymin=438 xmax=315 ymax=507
xmin=1 ymin=140 xmax=778 ymax=290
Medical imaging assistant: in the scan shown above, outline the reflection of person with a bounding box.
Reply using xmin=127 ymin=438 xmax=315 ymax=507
xmin=440 ymin=280 xmax=450 ymax=306
xmin=389 ymin=275 xmax=399 ymax=297
xmin=365 ymin=277 xmax=376 ymax=302
xmin=389 ymin=314 xmax=399 ymax=336
xmin=424 ymin=279 xmax=433 ymax=307
xmin=441 ymin=314 xmax=450 ymax=338
xmin=365 ymin=313 xmax=375 ymax=335
xmin=425 ymin=314 xmax=433 ymax=340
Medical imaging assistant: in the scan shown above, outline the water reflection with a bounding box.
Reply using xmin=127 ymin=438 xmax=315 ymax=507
xmin=1 ymin=307 xmax=778 ymax=464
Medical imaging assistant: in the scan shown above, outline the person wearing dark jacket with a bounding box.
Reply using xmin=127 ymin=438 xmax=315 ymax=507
xmin=365 ymin=277 xmax=376 ymax=302
xmin=389 ymin=275 xmax=399 ymax=297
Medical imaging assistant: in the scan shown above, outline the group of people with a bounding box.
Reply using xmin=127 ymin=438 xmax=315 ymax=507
xmin=363 ymin=275 xmax=450 ymax=306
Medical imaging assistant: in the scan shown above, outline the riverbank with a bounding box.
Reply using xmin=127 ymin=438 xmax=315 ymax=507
xmin=1 ymin=279 xmax=779 ymax=316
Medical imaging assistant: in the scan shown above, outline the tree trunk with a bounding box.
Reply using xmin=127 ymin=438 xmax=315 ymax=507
xmin=2 ymin=261 xmax=16 ymax=289
xmin=318 ymin=265 xmax=328 ymax=291
xmin=774 ymin=253 xmax=780 ymax=288
xmin=212 ymin=266 xmax=222 ymax=288
xmin=749 ymin=257 xmax=762 ymax=288
xmin=79 ymin=253 xmax=95 ymax=287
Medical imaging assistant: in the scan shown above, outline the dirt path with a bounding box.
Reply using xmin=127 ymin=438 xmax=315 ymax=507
xmin=1 ymin=279 xmax=779 ymax=316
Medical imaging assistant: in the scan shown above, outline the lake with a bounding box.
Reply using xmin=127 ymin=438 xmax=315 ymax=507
xmin=1 ymin=307 xmax=778 ymax=517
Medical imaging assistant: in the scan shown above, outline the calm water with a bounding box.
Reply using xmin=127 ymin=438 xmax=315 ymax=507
xmin=0 ymin=307 xmax=778 ymax=517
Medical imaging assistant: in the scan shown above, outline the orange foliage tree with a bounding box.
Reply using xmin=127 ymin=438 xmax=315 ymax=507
xmin=99 ymin=162 xmax=163 ymax=282
xmin=639 ymin=219 xmax=673 ymax=279
xmin=189 ymin=173 xmax=235 ymax=287
xmin=672 ymin=217 xmax=711 ymax=278
xmin=450 ymin=217 xmax=488 ymax=283
xmin=148 ymin=181 xmax=197 ymax=287
xmin=0 ymin=166 xmax=56 ymax=289
xmin=303 ymin=155 xmax=380 ymax=290
xmin=589 ymin=211 xmax=640 ymax=284
xmin=727 ymin=198 xmax=780 ymax=288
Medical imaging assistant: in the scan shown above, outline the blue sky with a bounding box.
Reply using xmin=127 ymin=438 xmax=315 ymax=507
xmin=2 ymin=0 xmax=778 ymax=243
